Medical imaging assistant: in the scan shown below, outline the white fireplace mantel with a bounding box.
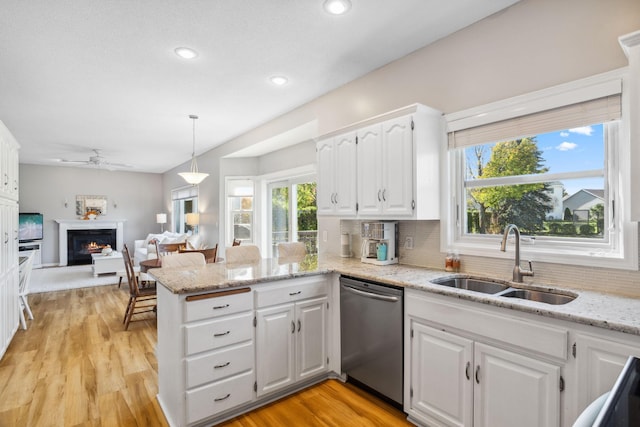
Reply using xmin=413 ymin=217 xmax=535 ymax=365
xmin=56 ymin=219 xmax=126 ymax=266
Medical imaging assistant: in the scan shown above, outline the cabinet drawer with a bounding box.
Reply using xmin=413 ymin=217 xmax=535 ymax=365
xmin=186 ymin=370 xmax=254 ymax=425
xmin=185 ymin=311 xmax=253 ymax=356
xmin=186 ymin=341 xmax=254 ymax=389
xmin=184 ymin=288 xmax=253 ymax=323
xmin=255 ymin=276 xmax=328 ymax=308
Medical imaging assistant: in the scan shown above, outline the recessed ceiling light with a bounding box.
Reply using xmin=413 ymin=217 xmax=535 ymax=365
xmin=174 ymin=47 xmax=198 ymax=59
xmin=323 ymin=0 xmax=351 ymax=15
xmin=270 ymin=75 xmax=289 ymax=86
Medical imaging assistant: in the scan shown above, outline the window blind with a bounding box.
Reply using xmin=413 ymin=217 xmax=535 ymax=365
xmin=448 ymin=94 xmax=621 ymax=149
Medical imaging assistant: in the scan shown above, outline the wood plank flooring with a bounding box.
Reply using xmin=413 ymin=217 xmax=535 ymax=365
xmin=0 ymin=283 xmax=411 ymax=427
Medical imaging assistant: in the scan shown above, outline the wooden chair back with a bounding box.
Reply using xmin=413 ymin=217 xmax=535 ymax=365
xmin=179 ymin=244 xmax=218 ymax=263
xmin=122 ymin=244 xmax=157 ymax=330
xmin=225 ymin=245 xmax=261 ymax=264
xmin=232 ymin=239 xmax=241 ymax=246
xmin=160 ymin=252 xmax=206 ymax=269
xmin=156 ymin=241 xmax=186 ymax=256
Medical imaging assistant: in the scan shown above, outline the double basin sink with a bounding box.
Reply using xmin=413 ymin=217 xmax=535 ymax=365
xmin=430 ymin=277 xmax=576 ymax=305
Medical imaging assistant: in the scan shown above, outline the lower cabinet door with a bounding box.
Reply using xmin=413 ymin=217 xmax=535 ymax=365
xmin=296 ymin=297 xmax=328 ymax=380
xmin=409 ymin=321 xmax=473 ymax=427
xmin=186 ymin=370 xmax=254 ymax=424
xmin=256 ymin=303 xmax=295 ymax=396
xmin=473 ymin=342 xmax=560 ymax=427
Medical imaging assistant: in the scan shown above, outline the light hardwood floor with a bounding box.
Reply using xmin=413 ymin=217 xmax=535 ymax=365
xmin=0 ymin=283 xmax=411 ymax=427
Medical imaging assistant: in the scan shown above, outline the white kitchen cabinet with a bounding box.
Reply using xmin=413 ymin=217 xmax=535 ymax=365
xmin=406 ymin=289 xmax=565 ymax=427
xmin=256 ymin=296 xmax=328 ymax=397
xmin=473 ymin=342 xmax=560 ymax=427
xmin=0 ymin=120 xmax=19 ymax=361
xmin=316 ymin=132 xmax=357 ymax=216
xmin=255 ymin=277 xmax=329 ymax=397
xmin=357 ymin=115 xmax=414 ymax=216
xmin=410 ymin=321 xmax=473 ymax=427
xmin=574 ymin=332 xmax=640 ymax=416
xmin=157 ymin=287 xmax=255 ymax=427
xmin=316 ymin=103 xmax=443 ymax=219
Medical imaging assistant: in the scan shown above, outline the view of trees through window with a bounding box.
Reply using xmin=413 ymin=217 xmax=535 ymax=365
xmin=464 ymin=123 xmax=607 ymax=239
xmin=271 ymin=182 xmax=317 ymax=255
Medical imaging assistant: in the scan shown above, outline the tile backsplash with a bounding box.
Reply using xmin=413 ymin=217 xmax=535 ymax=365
xmin=331 ymin=219 xmax=640 ymax=299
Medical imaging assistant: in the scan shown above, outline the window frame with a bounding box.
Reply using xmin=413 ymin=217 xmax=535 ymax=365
xmin=171 ymin=185 xmax=198 ymax=234
xmin=441 ymin=69 xmax=638 ymax=270
xmin=225 ymin=177 xmax=255 ymax=246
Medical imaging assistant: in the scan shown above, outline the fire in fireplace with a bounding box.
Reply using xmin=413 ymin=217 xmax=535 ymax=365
xmin=67 ymin=229 xmax=117 ymax=266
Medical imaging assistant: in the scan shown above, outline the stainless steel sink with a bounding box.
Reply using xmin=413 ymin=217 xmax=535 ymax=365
xmin=498 ymin=289 xmax=576 ymax=305
xmin=431 ymin=277 xmax=511 ymax=294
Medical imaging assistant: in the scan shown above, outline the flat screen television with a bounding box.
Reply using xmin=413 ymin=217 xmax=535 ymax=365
xmin=18 ymin=213 xmax=44 ymax=242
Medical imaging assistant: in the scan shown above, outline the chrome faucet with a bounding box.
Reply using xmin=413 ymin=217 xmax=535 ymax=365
xmin=500 ymin=224 xmax=534 ymax=283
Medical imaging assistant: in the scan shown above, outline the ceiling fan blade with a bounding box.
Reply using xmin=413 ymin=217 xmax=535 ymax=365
xmin=103 ymin=161 xmax=133 ymax=168
xmin=59 ymin=159 xmax=91 ymax=165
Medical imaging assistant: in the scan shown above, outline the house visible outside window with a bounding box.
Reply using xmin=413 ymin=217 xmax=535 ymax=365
xmin=444 ymin=75 xmax=637 ymax=270
xmin=463 ymin=124 xmax=607 ymax=239
xmin=171 ymin=186 xmax=198 ymax=234
xmin=268 ymin=177 xmax=317 ymax=257
xmin=226 ymin=179 xmax=254 ymax=245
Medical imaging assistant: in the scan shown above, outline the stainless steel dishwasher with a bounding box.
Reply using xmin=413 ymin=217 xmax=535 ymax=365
xmin=340 ymin=275 xmax=403 ymax=406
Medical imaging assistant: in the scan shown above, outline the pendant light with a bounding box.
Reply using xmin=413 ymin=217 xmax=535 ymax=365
xmin=178 ymin=114 xmax=209 ymax=185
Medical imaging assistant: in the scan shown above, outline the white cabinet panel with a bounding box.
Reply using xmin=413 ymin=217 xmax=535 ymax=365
xmin=296 ymin=297 xmax=328 ymax=380
xmin=381 ymin=115 xmax=414 ymax=216
xmin=316 ymin=132 xmax=357 ymax=216
xmin=256 ymin=303 xmax=296 ymax=396
xmin=474 ymin=343 xmax=560 ymax=427
xmin=410 ymin=321 xmax=473 ymax=427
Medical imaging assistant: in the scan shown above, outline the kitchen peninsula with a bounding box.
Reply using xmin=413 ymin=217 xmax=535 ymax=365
xmin=151 ymin=255 xmax=640 ymax=427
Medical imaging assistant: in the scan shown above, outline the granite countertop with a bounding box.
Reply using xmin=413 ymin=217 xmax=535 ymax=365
xmin=150 ymin=254 xmax=640 ymax=336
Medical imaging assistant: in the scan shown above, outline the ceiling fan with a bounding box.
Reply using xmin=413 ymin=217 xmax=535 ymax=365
xmin=58 ymin=149 xmax=132 ymax=170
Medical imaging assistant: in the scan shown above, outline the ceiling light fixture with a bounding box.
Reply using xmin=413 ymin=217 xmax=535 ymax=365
xmin=323 ymin=0 xmax=351 ymax=15
xmin=174 ymin=47 xmax=198 ymax=59
xmin=270 ymin=75 xmax=289 ymax=86
xmin=178 ymin=115 xmax=209 ymax=185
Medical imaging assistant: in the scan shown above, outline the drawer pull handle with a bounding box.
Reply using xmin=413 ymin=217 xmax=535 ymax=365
xmin=214 ymin=362 xmax=231 ymax=369
xmin=214 ymin=393 xmax=231 ymax=402
xmin=475 ymin=366 xmax=480 ymax=384
xmin=297 ymin=320 xmax=301 ymax=332
xmin=213 ymin=304 xmax=230 ymax=310
xmin=465 ymin=362 xmax=470 ymax=380
xmin=289 ymin=291 xmax=301 ymax=296
xmin=214 ymin=331 xmax=230 ymax=337
xmin=291 ymin=321 xmax=295 ymax=334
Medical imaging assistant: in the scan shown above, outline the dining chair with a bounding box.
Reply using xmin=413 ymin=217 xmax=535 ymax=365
xmin=225 ymin=245 xmax=261 ymax=264
xmin=122 ymin=244 xmax=157 ymax=330
xmin=277 ymin=242 xmax=307 ymax=258
xmin=18 ymin=251 xmax=35 ymax=330
xmin=156 ymin=241 xmax=186 ymax=257
xmin=232 ymin=239 xmax=241 ymax=246
xmin=160 ymin=252 xmax=206 ymax=268
xmin=179 ymin=244 xmax=218 ymax=263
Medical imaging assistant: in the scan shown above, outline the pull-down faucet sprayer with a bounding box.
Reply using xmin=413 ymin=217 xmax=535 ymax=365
xmin=500 ymin=224 xmax=534 ymax=283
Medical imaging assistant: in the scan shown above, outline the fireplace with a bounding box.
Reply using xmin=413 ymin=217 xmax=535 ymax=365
xmin=56 ymin=219 xmax=125 ymax=266
xmin=67 ymin=229 xmax=117 ymax=266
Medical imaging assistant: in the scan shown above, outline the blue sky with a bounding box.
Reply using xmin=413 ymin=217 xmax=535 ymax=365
xmin=467 ymin=124 xmax=605 ymax=197
xmin=536 ymin=124 xmax=604 ymax=196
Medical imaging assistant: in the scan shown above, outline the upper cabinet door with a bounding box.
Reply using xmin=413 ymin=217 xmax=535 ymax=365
xmin=316 ymin=133 xmax=357 ymax=217
xmin=356 ymin=124 xmax=383 ymax=216
xmin=316 ymin=138 xmax=336 ymax=215
xmin=334 ymin=133 xmax=357 ymax=216
xmin=381 ymin=115 xmax=414 ymax=216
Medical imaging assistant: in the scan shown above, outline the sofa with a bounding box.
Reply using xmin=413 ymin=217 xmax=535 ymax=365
xmin=133 ymin=231 xmax=201 ymax=266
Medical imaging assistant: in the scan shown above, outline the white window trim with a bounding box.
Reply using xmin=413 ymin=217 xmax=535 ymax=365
xmin=223 ymin=176 xmax=256 ymax=246
xmin=441 ymin=68 xmax=638 ymax=270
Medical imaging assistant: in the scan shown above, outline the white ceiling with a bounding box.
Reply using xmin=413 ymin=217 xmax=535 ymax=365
xmin=0 ymin=0 xmax=519 ymax=173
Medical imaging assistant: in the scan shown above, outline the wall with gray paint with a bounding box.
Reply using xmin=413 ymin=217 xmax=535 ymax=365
xmin=19 ymin=164 xmax=163 ymax=265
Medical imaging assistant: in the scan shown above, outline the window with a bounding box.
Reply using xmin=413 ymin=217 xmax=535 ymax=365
xmin=171 ymin=186 xmax=198 ymax=234
xmin=445 ymin=75 xmax=637 ymax=269
xmin=226 ymin=179 xmax=254 ymax=245
xmin=268 ymin=177 xmax=317 ymax=257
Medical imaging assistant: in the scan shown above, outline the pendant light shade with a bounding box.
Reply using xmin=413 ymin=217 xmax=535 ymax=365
xmin=179 ymin=114 xmax=209 ymax=185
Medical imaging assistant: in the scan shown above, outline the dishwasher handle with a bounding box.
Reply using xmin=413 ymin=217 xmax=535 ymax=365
xmin=341 ymin=284 xmax=399 ymax=302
